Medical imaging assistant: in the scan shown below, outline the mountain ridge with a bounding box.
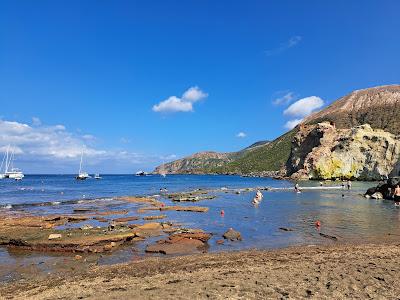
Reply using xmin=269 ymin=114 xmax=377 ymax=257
xmin=154 ymin=84 xmax=400 ymax=176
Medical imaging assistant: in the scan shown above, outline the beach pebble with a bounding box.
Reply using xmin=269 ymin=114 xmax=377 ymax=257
xmin=80 ymin=224 xmax=94 ymax=230
xmin=371 ymin=192 xmax=383 ymax=199
xmin=48 ymin=233 xmax=62 ymax=240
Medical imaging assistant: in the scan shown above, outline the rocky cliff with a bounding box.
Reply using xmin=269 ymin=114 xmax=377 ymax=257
xmin=287 ymin=122 xmax=400 ymax=180
xmin=304 ymin=85 xmax=400 ymax=134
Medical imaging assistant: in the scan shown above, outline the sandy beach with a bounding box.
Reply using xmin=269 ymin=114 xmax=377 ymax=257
xmin=1 ymin=242 xmax=400 ymax=299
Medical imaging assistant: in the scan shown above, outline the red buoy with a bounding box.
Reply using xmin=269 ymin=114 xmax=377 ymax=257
xmin=315 ymin=220 xmax=321 ymax=227
xmin=220 ymin=210 xmax=225 ymax=216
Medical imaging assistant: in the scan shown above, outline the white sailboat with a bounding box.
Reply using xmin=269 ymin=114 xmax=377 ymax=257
xmin=76 ymin=150 xmax=90 ymax=180
xmin=3 ymin=146 xmax=24 ymax=180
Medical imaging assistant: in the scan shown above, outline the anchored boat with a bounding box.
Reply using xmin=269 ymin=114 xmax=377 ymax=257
xmin=76 ymin=150 xmax=90 ymax=180
xmin=1 ymin=146 xmax=24 ymax=180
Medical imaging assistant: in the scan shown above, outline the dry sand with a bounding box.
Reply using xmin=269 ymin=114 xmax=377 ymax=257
xmin=1 ymin=243 xmax=400 ymax=299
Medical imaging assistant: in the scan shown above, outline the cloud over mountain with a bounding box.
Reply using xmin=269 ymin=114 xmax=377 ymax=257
xmin=282 ymin=96 xmax=325 ymax=129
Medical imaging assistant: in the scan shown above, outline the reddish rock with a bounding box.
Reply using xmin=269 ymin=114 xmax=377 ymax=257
xmin=146 ymin=238 xmax=206 ymax=255
xmin=143 ymin=215 xmax=166 ymax=220
xmin=113 ymin=216 xmax=139 ymax=222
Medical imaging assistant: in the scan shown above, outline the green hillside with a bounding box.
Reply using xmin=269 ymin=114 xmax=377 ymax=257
xmin=213 ymin=129 xmax=296 ymax=174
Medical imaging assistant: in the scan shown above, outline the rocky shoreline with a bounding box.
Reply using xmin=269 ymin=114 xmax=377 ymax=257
xmin=364 ymin=177 xmax=400 ymax=200
xmin=1 ymin=243 xmax=400 ymax=299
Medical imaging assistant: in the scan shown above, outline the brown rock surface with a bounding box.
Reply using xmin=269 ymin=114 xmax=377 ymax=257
xmin=160 ymin=206 xmax=209 ymax=213
xmin=113 ymin=216 xmax=139 ymax=223
xmin=143 ymin=215 xmax=166 ymax=220
xmin=145 ymin=232 xmax=210 ymax=255
xmin=223 ymin=228 xmax=242 ymax=241
xmin=304 ymin=85 xmax=400 ymax=134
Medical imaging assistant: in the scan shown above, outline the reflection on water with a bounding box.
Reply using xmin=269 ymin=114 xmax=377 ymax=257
xmin=1 ymin=175 xmax=400 ymax=281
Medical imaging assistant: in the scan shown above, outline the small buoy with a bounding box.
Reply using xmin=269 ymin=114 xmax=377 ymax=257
xmin=161 ymin=203 xmax=165 ymax=207
xmin=315 ymin=220 xmax=321 ymax=227
xmin=220 ymin=210 xmax=225 ymax=216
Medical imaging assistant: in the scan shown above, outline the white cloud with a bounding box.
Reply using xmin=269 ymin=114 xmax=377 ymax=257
xmin=273 ymin=91 xmax=295 ymax=105
xmin=182 ymin=86 xmax=208 ymax=102
xmin=265 ymin=36 xmax=302 ymax=56
xmin=284 ymin=118 xmax=303 ymax=130
xmin=152 ymin=86 xmax=208 ymax=113
xmin=0 ymin=120 xmax=102 ymax=159
xmin=283 ymin=96 xmax=324 ymax=117
xmin=0 ymin=119 xmax=167 ymax=173
xmin=32 ymin=117 xmax=42 ymax=126
xmin=287 ymin=36 xmax=302 ymax=47
xmin=153 ymin=96 xmax=193 ymax=113
xmin=236 ymin=132 xmax=246 ymax=138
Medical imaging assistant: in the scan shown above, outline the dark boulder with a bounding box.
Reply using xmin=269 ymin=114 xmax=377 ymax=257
xmin=223 ymin=228 xmax=242 ymax=241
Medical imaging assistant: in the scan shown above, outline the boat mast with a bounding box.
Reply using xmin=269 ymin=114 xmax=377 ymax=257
xmin=5 ymin=147 xmax=13 ymax=173
xmin=79 ymin=150 xmax=84 ymax=174
xmin=0 ymin=146 xmax=8 ymax=173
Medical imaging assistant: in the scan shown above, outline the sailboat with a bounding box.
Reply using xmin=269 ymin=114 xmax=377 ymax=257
xmin=0 ymin=146 xmax=9 ymax=179
xmin=3 ymin=146 xmax=24 ymax=180
xmin=76 ymin=150 xmax=90 ymax=180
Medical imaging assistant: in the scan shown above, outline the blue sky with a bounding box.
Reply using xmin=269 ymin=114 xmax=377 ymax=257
xmin=1 ymin=1 xmax=399 ymax=173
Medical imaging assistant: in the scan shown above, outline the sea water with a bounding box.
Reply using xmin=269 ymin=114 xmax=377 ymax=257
xmin=1 ymin=174 xmax=399 ymax=280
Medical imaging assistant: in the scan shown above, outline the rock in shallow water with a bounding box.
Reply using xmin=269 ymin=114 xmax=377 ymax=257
xmin=145 ymin=232 xmax=211 ymax=255
xmin=223 ymin=228 xmax=242 ymax=241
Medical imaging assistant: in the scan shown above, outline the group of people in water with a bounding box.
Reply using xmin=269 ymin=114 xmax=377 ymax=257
xmin=252 ymin=189 xmax=263 ymax=205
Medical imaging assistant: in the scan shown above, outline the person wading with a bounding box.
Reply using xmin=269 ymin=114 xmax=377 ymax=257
xmin=394 ymin=185 xmax=400 ymax=204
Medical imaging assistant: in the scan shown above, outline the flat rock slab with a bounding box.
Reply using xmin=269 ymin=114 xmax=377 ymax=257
xmin=117 ymin=196 xmax=163 ymax=206
xmin=95 ymin=210 xmax=129 ymax=216
xmin=113 ymin=216 xmax=140 ymax=222
xmin=143 ymin=215 xmax=166 ymax=220
xmin=146 ymin=238 xmax=206 ymax=255
xmin=160 ymin=206 xmax=209 ymax=213
xmin=169 ymin=232 xmax=211 ymax=243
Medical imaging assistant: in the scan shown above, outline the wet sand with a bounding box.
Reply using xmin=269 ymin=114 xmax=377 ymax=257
xmin=1 ymin=242 xmax=400 ymax=299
